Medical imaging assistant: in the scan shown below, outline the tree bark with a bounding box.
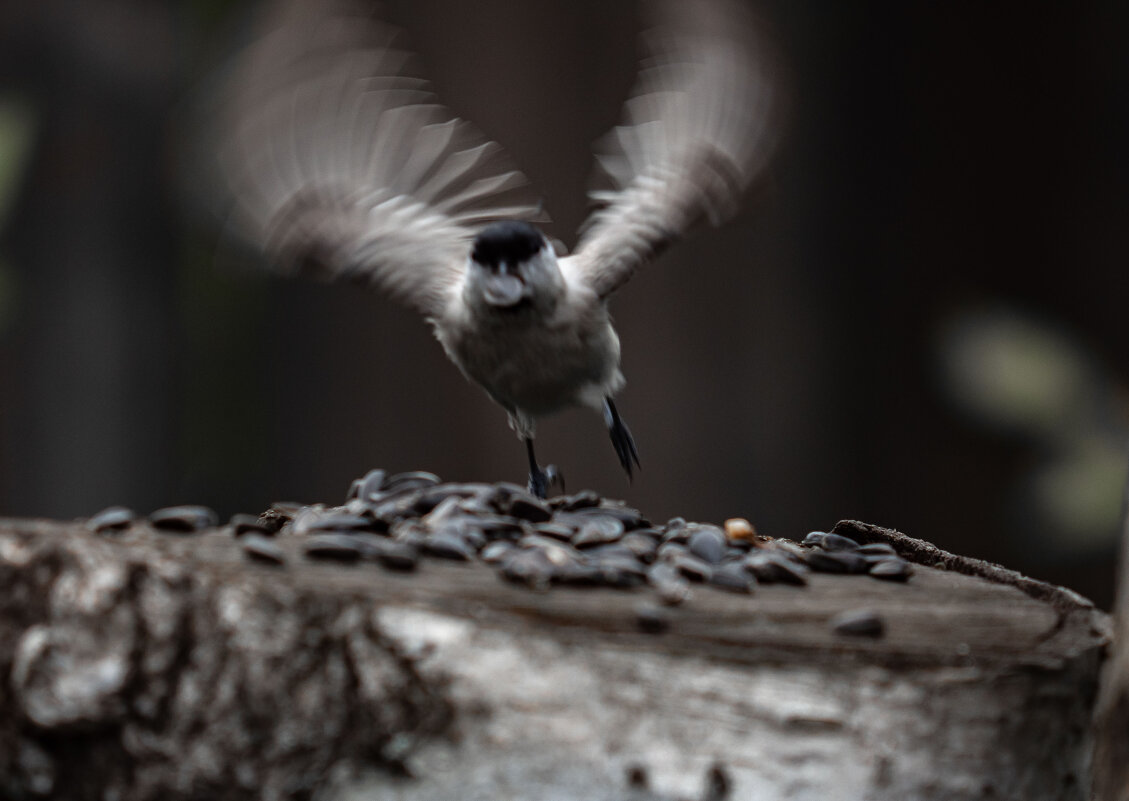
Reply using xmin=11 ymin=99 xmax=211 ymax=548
xmin=0 ymin=517 xmax=1108 ymax=801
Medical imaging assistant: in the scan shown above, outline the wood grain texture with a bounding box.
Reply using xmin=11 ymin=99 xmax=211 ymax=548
xmin=0 ymin=517 xmax=1109 ymax=801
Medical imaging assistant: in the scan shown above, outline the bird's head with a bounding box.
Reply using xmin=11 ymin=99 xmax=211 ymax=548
xmin=466 ymin=221 xmax=562 ymax=315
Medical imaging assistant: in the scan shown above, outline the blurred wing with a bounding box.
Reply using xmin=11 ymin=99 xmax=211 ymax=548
xmin=566 ymin=0 xmax=779 ymax=299
xmin=212 ymin=0 xmax=545 ymax=317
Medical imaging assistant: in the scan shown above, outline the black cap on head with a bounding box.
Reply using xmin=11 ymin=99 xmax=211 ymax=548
xmin=471 ymin=221 xmax=545 ymax=266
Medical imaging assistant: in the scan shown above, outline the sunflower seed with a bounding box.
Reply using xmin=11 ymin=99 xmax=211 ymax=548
xmin=868 ymin=557 xmax=914 ymax=582
xmin=709 ymin=562 xmax=756 ymax=593
xmin=228 ymin=513 xmax=272 ymax=537
xmin=551 ymin=490 xmax=601 ymax=511
xmin=500 ymin=548 xmax=557 ymax=590
xmin=687 ymin=525 xmax=727 ymax=564
xmin=647 ymin=562 xmax=692 ymax=606
xmin=857 ymin=542 xmax=898 ymax=557
xmin=423 ymin=531 xmax=475 ymax=561
xmin=371 ymin=539 xmax=420 ymax=571
xmin=830 ymin=609 xmax=885 ymax=637
xmin=805 ymin=531 xmax=860 ymax=551
xmin=724 ymin=518 xmax=758 ymax=543
xmin=304 ymin=513 xmax=376 ymax=533
xmin=572 ymin=515 xmax=626 ymax=547
xmin=348 ymin=469 xmax=387 ymax=502
xmin=149 ymin=505 xmax=217 ymax=533
xmin=531 ymin=522 xmax=576 ymax=542
xmin=480 ymin=541 xmax=514 ymax=564
xmin=241 ymin=534 xmax=287 ymax=566
xmin=383 ymin=471 xmax=441 ymax=492
xmin=620 ymin=532 xmax=659 ymax=563
xmin=303 ymin=534 xmax=364 ymax=562
xmin=746 ymin=550 xmax=809 ymax=585
xmin=806 ymin=550 xmax=868 ymax=574
xmin=503 ymin=492 xmax=553 ymax=523
xmin=635 ymin=603 xmax=670 ymax=634
xmin=87 ymin=506 xmax=136 ymax=533
xmin=519 ymin=535 xmax=583 ymax=566
xmin=571 ymin=504 xmax=648 ymax=530
xmin=668 ymin=552 xmax=713 ymax=583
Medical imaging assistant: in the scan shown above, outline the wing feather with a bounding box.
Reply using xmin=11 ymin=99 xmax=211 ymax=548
xmin=566 ymin=0 xmax=781 ymax=299
xmin=211 ymin=0 xmax=545 ymax=318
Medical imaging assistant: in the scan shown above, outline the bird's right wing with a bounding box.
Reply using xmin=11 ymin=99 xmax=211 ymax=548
xmin=210 ymin=0 xmax=545 ymax=318
xmin=564 ymin=0 xmax=780 ymax=300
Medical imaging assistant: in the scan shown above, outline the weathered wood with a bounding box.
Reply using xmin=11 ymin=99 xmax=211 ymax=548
xmin=0 ymin=516 xmax=1108 ymax=801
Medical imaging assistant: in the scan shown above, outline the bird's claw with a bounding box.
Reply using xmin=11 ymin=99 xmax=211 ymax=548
xmin=606 ymin=404 xmax=640 ymax=480
xmin=528 ymin=464 xmax=565 ymax=499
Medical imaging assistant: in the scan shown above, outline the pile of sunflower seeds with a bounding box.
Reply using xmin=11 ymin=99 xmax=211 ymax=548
xmin=88 ymin=469 xmax=915 ymax=610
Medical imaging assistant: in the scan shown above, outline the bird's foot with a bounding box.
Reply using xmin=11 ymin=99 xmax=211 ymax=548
xmin=528 ymin=464 xmax=565 ymax=500
xmin=605 ymin=399 xmax=641 ymax=480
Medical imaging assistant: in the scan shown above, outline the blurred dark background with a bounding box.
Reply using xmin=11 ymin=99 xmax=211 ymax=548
xmin=0 ymin=0 xmax=1124 ymax=605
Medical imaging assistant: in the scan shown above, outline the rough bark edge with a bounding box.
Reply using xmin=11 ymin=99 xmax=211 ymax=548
xmin=832 ymin=519 xmax=1101 ymax=616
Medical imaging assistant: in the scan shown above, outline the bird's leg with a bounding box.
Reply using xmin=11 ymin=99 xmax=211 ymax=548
xmin=525 ymin=437 xmax=564 ymax=499
xmin=604 ymin=398 xmax=640 ymax=480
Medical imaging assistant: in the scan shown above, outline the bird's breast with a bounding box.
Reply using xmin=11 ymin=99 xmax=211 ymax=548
xmin=436 ymin=300 xmax=622 ymax=418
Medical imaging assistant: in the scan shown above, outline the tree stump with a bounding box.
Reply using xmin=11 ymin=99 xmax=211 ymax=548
xmin=0 ymin=503 xmax=1109 ymax=801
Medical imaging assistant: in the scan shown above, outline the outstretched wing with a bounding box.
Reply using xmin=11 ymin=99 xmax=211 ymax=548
xmin=212 ymin=0 xmax=545 ymax=318
xmin=564 ymin=0 xmax=780 ymax=300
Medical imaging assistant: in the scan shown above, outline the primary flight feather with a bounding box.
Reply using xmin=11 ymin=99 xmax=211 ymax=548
xmin=213 ymin=0 xmax=779 ymax=498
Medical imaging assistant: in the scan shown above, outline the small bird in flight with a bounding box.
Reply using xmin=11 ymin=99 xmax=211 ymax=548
xmin=212 ymin=0 xmax=778 ymax=498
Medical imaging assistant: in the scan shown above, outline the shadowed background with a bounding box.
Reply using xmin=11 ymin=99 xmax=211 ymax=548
xmin=0 ymin=0 xmax=1124 ymax=605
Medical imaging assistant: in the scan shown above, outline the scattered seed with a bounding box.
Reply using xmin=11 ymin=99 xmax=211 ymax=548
xmin=743 ymin=550 xmax=809 ymax=585
xmin=634 ymin=603 xmax=669 ymax=634
xmin=724 ymin=518 xmax=757 ymax=543
xmin=371 ymin=539 xmax=420 ymax=572
xmin=823 ymin=532 xmax=862 ymax=551
xmin=384 ymin=471 xmax=441 ymax=492
xmin=229 ymin=513 xmax=272 ymax=537
xmin=868 ymin=557 xmax=914 ymax=582
xmin=806 ymin=550 xmax=868 ymax=574
xmin=857 ymin=542 xmax=898 ymax=557
xmin=572 ymin=515 xmax=626 ymax=548
xmin=531 ymin=522 xmax=576 ymax=542
xmin=551 ymin=490 xmax=601 ymax=511
xmin=87 ymin=506 xmax=136 ymax=533
xmin=710 ymin=562 xmax=756 ymax=593
xmin=479 ymin=541 xmax=514 ymax=564
xmin=241 ymin=534 xmax=287 ymax=566
xmin=504 ymin=493 xmax=553 ymax=523
xmin=802 ymin=531 xmax=825 ymax=547
xmin=667 ymin=552 xmax=713 ymax=583
xmin=303 ymin=534 xmax=364 ymax=563
xmin=830 ymin=609 xmax=885 ymax=638
xmin=304 ymin=513 xmax=376 ymax=533
xmin=619 ymin=532 xmax=659 ymax=563
xmin=687 ymin=525 xmax=727 ymax=564
xmin=647 ymin=562 xmax=691 ymax=606
xmin=500 ymin=548 xmax=557 ymax=590
xmin=348 ymin=469 xmax=387 ymax=502
xmin=149 ymin=505 xmax=217 ymax=533
xmin=422 ymin=531 xmax=475 ymax=561
xmin=571 ymin=504 xmax=648 ymax=530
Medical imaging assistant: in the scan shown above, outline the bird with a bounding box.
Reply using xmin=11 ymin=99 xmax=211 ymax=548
xmin=210 ymin=0 xmax=779 ymax=499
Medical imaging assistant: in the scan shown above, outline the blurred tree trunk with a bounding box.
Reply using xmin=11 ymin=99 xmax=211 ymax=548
xmin=0 ymin=1 xmax=179 ymax=517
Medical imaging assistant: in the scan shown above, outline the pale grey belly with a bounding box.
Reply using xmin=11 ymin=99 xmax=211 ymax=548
xmin=446 ymin=320 xmax=620 ymax=418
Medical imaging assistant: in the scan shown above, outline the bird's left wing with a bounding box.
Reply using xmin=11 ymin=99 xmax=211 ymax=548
xmin=563 ymin=0 xmax=780 ymax=300
xmin=211 ymin=0 xmax=545 ymax=318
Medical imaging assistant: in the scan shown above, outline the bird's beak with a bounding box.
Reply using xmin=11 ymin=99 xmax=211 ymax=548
xmin=482 ymin=263 xmax=527 ymax=308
